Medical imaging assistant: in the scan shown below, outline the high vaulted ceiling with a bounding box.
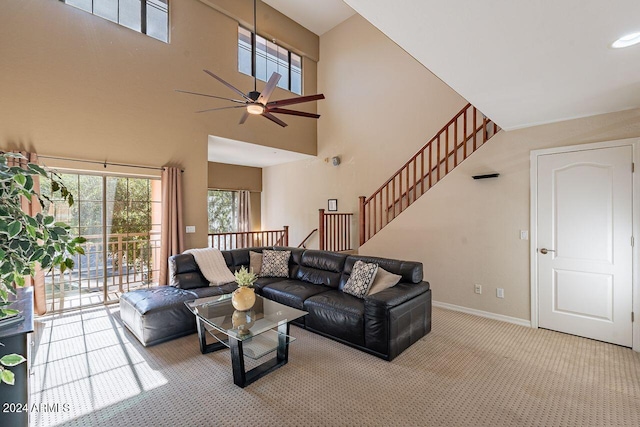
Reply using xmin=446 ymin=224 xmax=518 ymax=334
xmin=341 ymin=0 xmax=640 ymax=130
xmin=261 ymin=0 xmax=640 ymax=131
xmin=262 ymin=0 xmax=355 ymax=36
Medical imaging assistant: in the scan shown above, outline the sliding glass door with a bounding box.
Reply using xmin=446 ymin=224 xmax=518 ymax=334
xmin=41 ymin=172 xmax=161 ymax=312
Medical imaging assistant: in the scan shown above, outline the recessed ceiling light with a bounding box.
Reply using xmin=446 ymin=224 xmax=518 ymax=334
xmin=612 ymin=32 xmax=640 ymax=48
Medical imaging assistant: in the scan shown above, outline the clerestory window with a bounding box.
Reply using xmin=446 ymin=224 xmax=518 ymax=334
xmin=238 ymin=26 xmax=302 ymax=95
xmin=60 ymin=0 xmax=169 ymax=43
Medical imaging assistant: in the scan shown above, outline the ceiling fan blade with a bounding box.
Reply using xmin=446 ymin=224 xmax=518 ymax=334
xmin=175 ymin=89 xmax=246 ymax=104
xmin=195 ymin=105 xmax=248 ymax=113
xmin=267 ymin=94 xmax=325 ymax=108
xmin=203 ymin=69 xmax=252 ymax=101
xmin=239 ymin=110 xmax=250 ymax=124
xmin=257 ymin=72 xmax=282 ymax=105
xmin=262 ymin=112 xmax=288 ymax=127
xmin=267 ymin=107 xmax=320 ymax=119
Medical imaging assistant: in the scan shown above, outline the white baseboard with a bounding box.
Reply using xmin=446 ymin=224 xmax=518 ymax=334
xmin=433 ymin=301 xmax=532 ymax=328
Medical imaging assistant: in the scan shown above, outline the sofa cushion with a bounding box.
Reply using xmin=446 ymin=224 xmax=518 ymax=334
xmin=367 ymin=267 xmax=402 ymax=296
xmin=341 ymin=255 xmax=423 ymax=289
xmin=295 ymin=249 xmax=347 ymax=288
xmin=169 ymin=254 xmax=208 ymax=289
xmin=343 ymin=260 xmax=378 ymax=298
xmin=229 ymin=249 xmax=250 ymax=270
xmin=260 ymin=250 xmax=291 ymax=278
xmin=252 ymin=277 xmax=282 ymax=293
xmin=249 ymin=251 xmax=263 ymax=275
xmin=260 ymin=279 xmax=331 ymax=310
xmin=304 ymin=290 xmax=365 ymax=346
xmin=364 ymin=282 xmax=431 ymax=311
xmin=120 ymin=286 xmax=199 ymax=347
xmin=191 ymin=283 xmax=237 ymax=298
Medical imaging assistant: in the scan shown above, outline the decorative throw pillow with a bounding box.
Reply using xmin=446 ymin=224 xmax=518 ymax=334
xmin=260 ymin=250 xmax=290 ymax=278
xmin=249 ymin=251 xmax=263 ymax=275
xmin=367 ymin=267 xmax=401 ymax=295
xmin=343 ymin=260 xmax=379 ymax=298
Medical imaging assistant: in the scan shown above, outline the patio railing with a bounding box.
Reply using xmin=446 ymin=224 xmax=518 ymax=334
xmin=44 ymin=231 xmax=161 ymax=312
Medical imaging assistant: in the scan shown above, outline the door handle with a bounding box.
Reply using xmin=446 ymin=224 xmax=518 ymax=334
xmin=539 ymin=248 xmax=555 ymax=255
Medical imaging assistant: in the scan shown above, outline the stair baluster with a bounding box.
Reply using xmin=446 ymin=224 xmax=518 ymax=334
xmin=359 ymin=103 xmax=500 ymax=245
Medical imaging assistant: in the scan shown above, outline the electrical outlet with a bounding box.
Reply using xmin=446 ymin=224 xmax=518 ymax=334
xmin=497 ymin=288 xmax=504 ymax=298
xmin=474 ymin=284 xmax=482 ymax=294
xmin=185 ymin=226 xmax=196 ymax=233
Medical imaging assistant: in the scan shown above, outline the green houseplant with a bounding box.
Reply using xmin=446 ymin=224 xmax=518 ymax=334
xmin=231 ymin=266 xmax=257 ymax=311
xmin=0 ymin=151 xmax=85 ymax=385
xmin=234 ymin=266 xmax=257 ymax=288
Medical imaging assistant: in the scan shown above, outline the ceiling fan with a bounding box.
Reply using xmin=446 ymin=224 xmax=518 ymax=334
xmin=175 ymin=0 xmax=324 ymax=128
xmin=176 ymin=70 xmax=324 ymax=127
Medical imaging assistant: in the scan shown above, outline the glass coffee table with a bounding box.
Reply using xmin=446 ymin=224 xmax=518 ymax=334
xmin=185 ymin=293 xmax=307 ymax=388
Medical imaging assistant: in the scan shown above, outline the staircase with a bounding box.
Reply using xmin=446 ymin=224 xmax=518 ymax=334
xmin=359 ymin=103 xmax=500 ymax=245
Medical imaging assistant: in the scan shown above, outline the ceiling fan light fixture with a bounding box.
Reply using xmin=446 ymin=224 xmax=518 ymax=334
xmin=612 ymin=31 xmax=640 ymax=48
xmin=247 ymin=103 xmax=265 ymax=115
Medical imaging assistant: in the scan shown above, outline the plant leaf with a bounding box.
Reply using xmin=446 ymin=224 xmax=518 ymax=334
xmin=26 ymin=225 xmax=37 ymax=239
xmin=1 ymin=369 xmax=15 ymax=385
xmin=7 ymin=221 xmax=22 ymax=239
xmin=23 ymin=174 xmax=34 ymax=192
xmin=13 ymin=174 xmax=26 ymax=187
xmin=40 ymin=254 xmax=52 ymax=269
xmin=26 ymin=216 xmax=38 ymax=228
xmin=27 ymin=163 xmax=48 ymax=176
xmin=14 ymin=275 xmax=25 ymax=287
xmin=0 ymin=354 xmax=26 ymax=367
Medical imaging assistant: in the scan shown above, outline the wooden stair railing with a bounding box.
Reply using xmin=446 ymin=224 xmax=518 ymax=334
xmin=319 ymin=209 xmax=354 ymax=252
xmin=359 ymin=103 xmax=500 ymax=245
xmin=297 ymin=228 xmax=318 ymax=248
xmin=208 ymin=226 xmax=288 ymax=250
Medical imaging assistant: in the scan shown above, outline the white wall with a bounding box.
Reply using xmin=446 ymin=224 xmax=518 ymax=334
xmin=262 ymin=14 xmax=466 ymax=248
xmin=360 ymin=108 xmax=640 ymax=321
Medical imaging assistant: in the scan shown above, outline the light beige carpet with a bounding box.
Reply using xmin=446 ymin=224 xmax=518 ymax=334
xmin=29 ymin=305 xmax=640 ymax=427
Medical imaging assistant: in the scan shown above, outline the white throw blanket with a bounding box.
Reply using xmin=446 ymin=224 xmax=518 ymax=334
xmin=184 ymin=248 xmax=236 ymax=286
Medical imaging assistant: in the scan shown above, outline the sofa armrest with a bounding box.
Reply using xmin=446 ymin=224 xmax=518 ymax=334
xmin=364 ymin=281 xmax=430 ymax=309
xmin=364 ymin=282 xmax=431 ymax=360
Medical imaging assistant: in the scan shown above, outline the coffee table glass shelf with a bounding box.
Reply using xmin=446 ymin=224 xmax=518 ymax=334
xmin=185 ymin=293 xmax=307 ymax=387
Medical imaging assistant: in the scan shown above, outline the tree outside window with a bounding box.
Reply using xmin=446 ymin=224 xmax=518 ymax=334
xmin=207 ymin=190 xmax=238 ymax=233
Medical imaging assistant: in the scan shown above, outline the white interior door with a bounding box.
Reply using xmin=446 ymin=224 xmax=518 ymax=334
xmin=537 ymin=145 xmax=633 ymax=347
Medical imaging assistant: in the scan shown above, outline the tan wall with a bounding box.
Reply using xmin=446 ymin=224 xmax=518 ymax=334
xmin=360 ymin=108 xmax=640 ymax=321
xmin=208 ymin=162 xmax=262 ymax=191
xmin=0 ymin=0 xmax=317 ymax=249
xmin=261 ymin=14 xmax=467 ymax=248
xmin=208 ymin=161 xmax=262 ymax=230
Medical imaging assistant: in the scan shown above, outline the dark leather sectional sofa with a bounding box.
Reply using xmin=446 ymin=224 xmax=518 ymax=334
xmin=120 ymin=247 xmax=432 ymax=361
